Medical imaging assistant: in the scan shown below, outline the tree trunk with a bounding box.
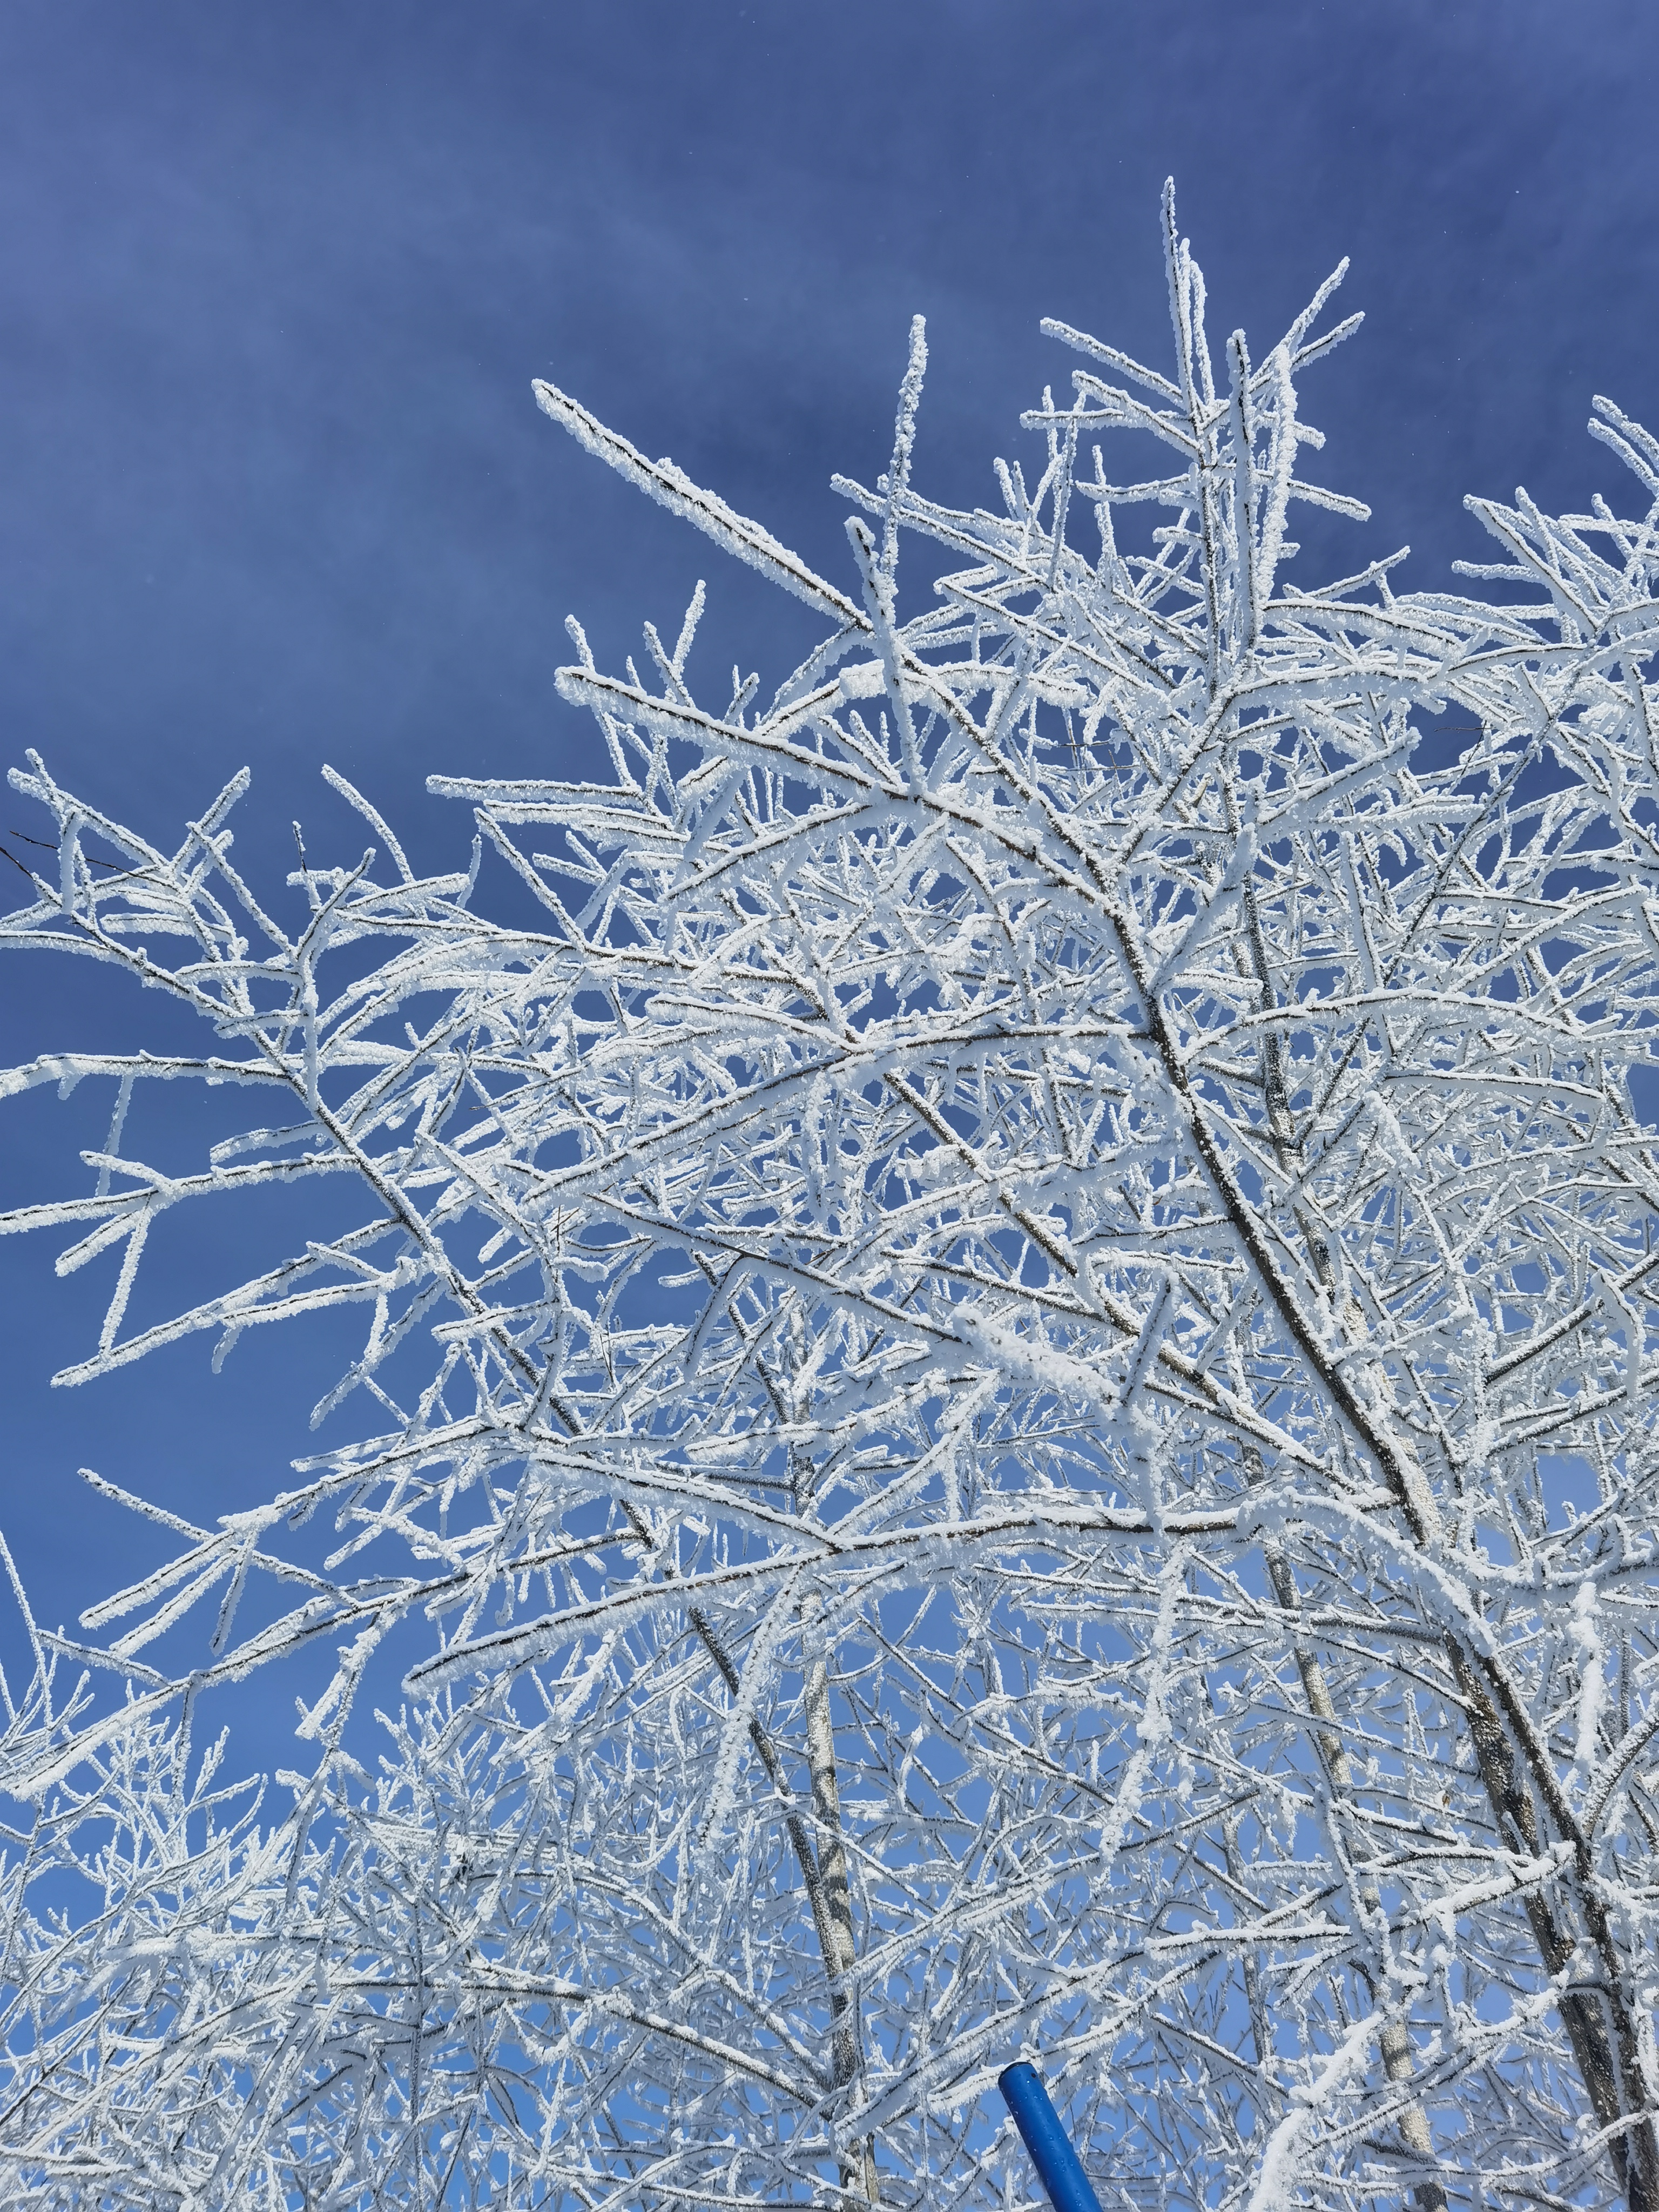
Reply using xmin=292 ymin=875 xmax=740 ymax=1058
xmin=805 ymin=1600 xmax=879 ymax=2208
xmin=1247 ymin=1454 xmax=1446 ymax=2212
xmin=1208 ymin=884 xmax=1659 ymax=2212
xmin=689 ymin=1587 xmax=877 ymax=2206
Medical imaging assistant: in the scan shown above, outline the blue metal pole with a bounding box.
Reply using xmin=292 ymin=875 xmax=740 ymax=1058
xmin=997 ymin=2062 xmax=1105 ymax=2212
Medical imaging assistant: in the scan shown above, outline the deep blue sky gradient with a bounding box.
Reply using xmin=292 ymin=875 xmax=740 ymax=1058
xmin=0 ymin=0 xmax=1654 ymax=1756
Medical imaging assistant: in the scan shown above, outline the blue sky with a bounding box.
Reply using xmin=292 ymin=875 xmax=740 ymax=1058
xmin=0 ymin=0 xmax=1653 ymax=1745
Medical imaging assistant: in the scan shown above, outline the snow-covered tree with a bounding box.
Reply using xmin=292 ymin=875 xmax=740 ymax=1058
xmin=1 ymin=181 xmax=1658 ymax=2212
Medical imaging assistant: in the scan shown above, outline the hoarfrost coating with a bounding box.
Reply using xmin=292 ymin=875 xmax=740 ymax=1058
xmin=0 ymin=183 xmax=1657 ymax=2212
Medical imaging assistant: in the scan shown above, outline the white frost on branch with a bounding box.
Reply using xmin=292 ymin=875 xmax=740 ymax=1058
xmin=0 ymin=184 xmax=1657 ymax=2212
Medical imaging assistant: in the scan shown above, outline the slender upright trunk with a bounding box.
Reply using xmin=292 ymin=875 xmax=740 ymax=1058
xmin=1217 ymin=878 xmax=1659 ymax=2212
xmin=1246 ymin=1454 xmax=1446 ymax=2212
xmin=1233 ymin=898 xmax=1444 ymax=2209
xmin=1444 ymin=1638 xmax=1659 ymax=2212
xmin=690 ymin=1593 xmax=875 ymax=2202
xmin=804 ymin=1598 xmax=879 ymax=2207
xmin=690 ymin=1302 xmax=878 ymax=2204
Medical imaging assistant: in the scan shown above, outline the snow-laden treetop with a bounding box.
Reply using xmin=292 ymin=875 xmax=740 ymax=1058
xmin=0 ymin=183 xmax=1658 ymax=2212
